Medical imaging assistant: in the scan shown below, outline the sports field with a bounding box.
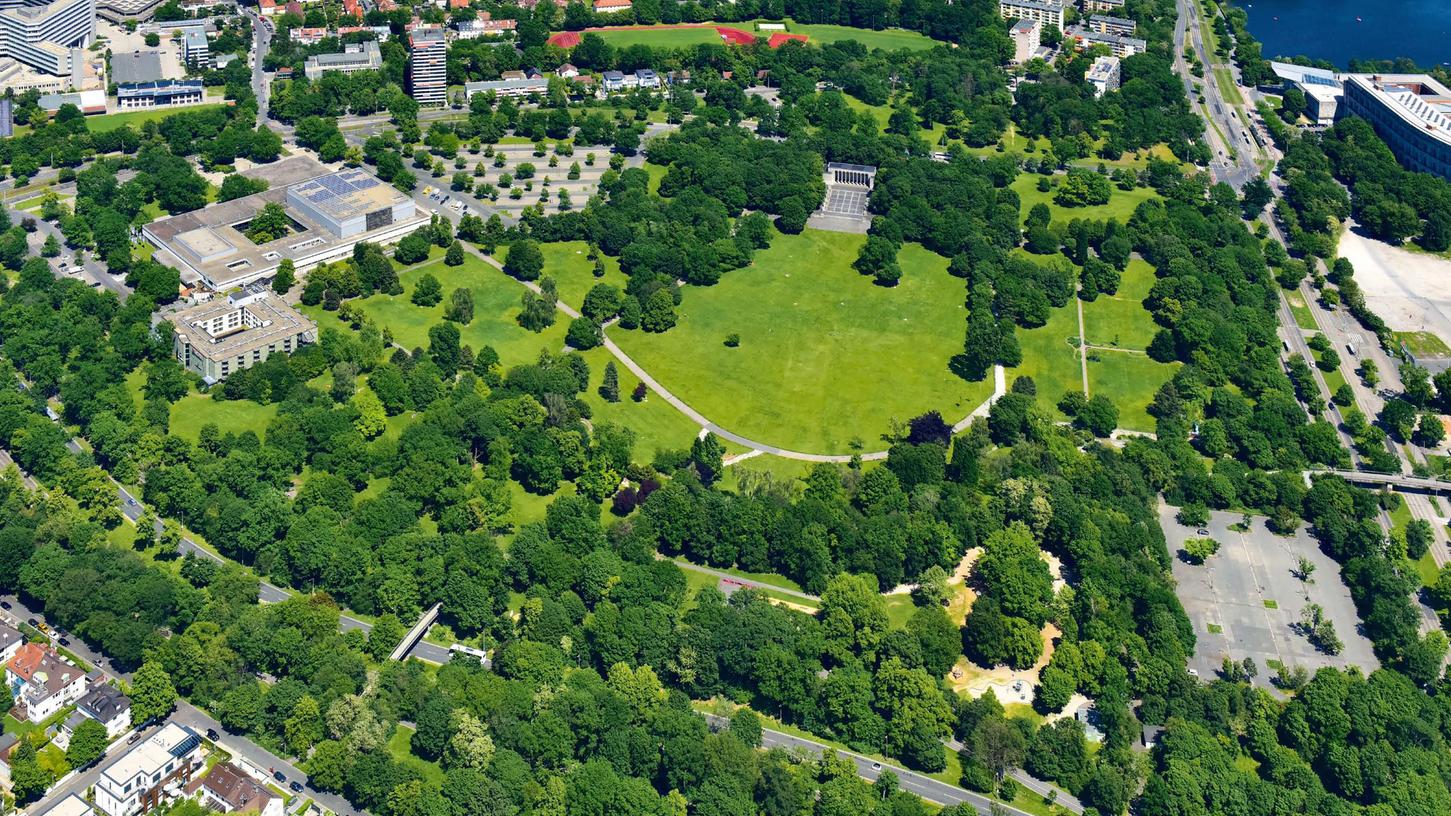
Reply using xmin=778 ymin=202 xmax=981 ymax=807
xmin=611 ymin=229 xmax=994 ymax=454
xmin=551 ymin=20 xmax=940 ymax=51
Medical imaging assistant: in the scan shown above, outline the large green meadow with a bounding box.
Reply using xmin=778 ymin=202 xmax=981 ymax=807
xmin=612 ymin=229 xmax=993 ymax=454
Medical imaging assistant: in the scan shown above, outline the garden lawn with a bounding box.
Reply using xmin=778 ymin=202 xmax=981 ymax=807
xmin=1082 ymin=258 xmax=1158 ymax=350
xmin=85 ymin=104 xmax=228 ymax=134
xmin=1012 ymin=302 xmax=1083 ymax=420
xmin=1086 ymin=350 xmax=1175 ymax=432
xmin=1010 ymin=174 xmax=1158 ymax=226
xmin=387 ymin=725 xmax=443 ymax=786
xmin=304 ymin=253 xmax=570 ymax=369
xmin=611 ymin=229 xmax=994 ymax=455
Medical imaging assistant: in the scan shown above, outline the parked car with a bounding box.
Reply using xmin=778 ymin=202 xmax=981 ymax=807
xmin=0 ymin=601 xmax=10 ymax=609
xmin=273 ymin=770 xmax=286 ymax=783
xmin=58 ymin=637 xmax=69 ymax=646
xmin=289 ymin=781 xmax=304 ymax=793
xmin=206 ymin=728 xmax=219 ymax=741
xmin=26 ymin=617 xmax=36 ymax=626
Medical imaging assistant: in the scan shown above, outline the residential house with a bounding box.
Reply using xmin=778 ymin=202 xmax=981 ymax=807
xmin=0 ymin=733 xmax=18 ymax=785
xmin=79 ymin=684 xmax=133 ymax=738
xmin=635 ymin=68 xmax=659 ymax=88
xmin=41 ymin=793 xmax=94 ymax=816
xmin=556 ymin=62 xmax=578 ymax=78
xmin=0 ymin=622 xmax=22 ymax=667
xmin=191 ymin=762 xmax=283 ymax=816
xmin=601 ymin=69 xmax=626 ymax=92
xmin=94 ymin=722 xmax=205 ymax=816
xmin=6 ymin=642 xmax=89 ymax=723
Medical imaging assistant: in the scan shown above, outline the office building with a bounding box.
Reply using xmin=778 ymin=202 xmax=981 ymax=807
xmin=94 ymin=722 xmax=204 ymax=816
xmin=1064 ymin=25 xmax=1146 ymax=57
xmin=0 ymin=98 xmax=11 ymax=138
xmin=0 ymin=0 xmax=94 ymax=77
xmin=1087 ymin=14 xmax=1135 ymax=35
xmin=407 ymin=26 xmax=446 ymax=107
xmin=304 ymin=39 xmax=381 ymax=80
xmin=117 ymin=79 xmax=204 ymax=109
xmin=1086 ymin=55 xmax=1120 ymax=97
xmin=1340 ymin=73 xmax=1451 ymax=181
xmin=143 ymin=157 xmax=427 ymax=292
xmin=999 ymin=0 xmax=1066 ymax=31
xmin=453 ymin=17 xmax=515 ymax=38
xmin=171 ymin=291 xmax=317 ymax=383
xmin=1270 ymin=61 xmax=1341 ymax=125
xmin=1010 ymin=17 xmax=1041 ymax=64
xmin=182 ymin=30 xmax=210 ymax=69
xmin=95 ymin=0 xmax=165 ymax=22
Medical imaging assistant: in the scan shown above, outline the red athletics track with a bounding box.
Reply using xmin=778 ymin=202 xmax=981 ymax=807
xmin=546 ymin=25 xmax=802 ymax=48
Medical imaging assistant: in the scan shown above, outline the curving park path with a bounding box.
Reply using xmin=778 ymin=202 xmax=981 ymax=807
xmin=473 ymin=247 xmax=1006 ymax=462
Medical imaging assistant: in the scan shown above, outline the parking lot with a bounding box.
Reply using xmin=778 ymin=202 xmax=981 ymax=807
xmin=1162 ymin=504 xmax=1378 ymax=687
xmin=452 ymin=144 xmax=611 ymax=219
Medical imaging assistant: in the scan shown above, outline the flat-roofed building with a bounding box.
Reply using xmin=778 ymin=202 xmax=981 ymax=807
xmin=95 ymin=0 xmax=164 ymax=21
xmin=94 ymin=722 xmax=204 ymax=816
xmin=0 ymin=98 xmax=11 ymax=138
xmin=1065 ymin=25 xmax=1146 ymax=57
xmin=0 ymin=0 xmax=94 ymax=76
xmin=453 ymin=17 xmax=515 ymax=38
xmin=142 ymin=157 xmax=428 ymax=292
xmin=1010 ymin=17 xmax=1040 ymax=64
xmin=182 ymin=30 xmax=210 ymax=69
xmin=37 ymin=86 xmax=105 ymax=114
xmin=1086 ymin=54 xmax=1120 ymax=96
xmin=1087 ymin=14 xmax=1135 ymax=35
xmin=1081 ymin=0 xmax=1122 ymax=11
xmin=407 ymin=26 xmax=446 ymax=106
xmin=304 ymin=39 xmax=380 ymax=80
xmin=1341 ymin=73 xmax=1451 ymax=180
xmin=41 ymin=794 xmax=97 ymax=816
xmin=171 ymin=290 xmax=317 ymax=383
xmin=593 ymin=0 xmax=630 ymax=12
xmin=464 ymin=76 xmax=548 ymax=98
xmin=117 ymin=79 xmax=205 ymax=109
xmin=999 ymin=0 xmax=1065 ymax=31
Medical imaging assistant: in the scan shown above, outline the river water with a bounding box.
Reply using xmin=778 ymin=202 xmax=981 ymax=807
xmin=1231 ymin=0 xmax=1451 ymax=68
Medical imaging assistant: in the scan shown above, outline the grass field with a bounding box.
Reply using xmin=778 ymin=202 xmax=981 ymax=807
xmin=843 ymin=96 xmax=948 ymax=146
xmin=1015 ymin=258 xmax=1172 ymax=432
xmin=1086 ymin=350 xmax=1174 ymax=432
xmin=592 ymin=26 xmax=725 ymax=48
xmin=1285 ymin=291 xmax=1318 ymax=331
xmin=170 ymin=391 xmax=278 ymax=442
xmin=577 ymin=347 xmax=701 ymax=462
xmin=1012 ymin=301 xmax=1083 ymax=417
xmin=611 ymin=229 xmax=993 ymax=454
xmin=785 ymin=22 xmax=940 ymax=50
xmin=1010 ymin=174 xmax=1158 ymax=226
xmin=1213 ymin=67 xmax=1245 ymax=106
xmin=1082 ymin=259 xmax=1157 ymax=350
xmin=387 ymin=725 xmax=443 ymax=785
xmin=86 ymin=104 xmax=229 ymax=134
xmin=304 ymin=253 xmax=571 ymax=369
xmin=1394 ymin=330 xmax=1451 ymax=359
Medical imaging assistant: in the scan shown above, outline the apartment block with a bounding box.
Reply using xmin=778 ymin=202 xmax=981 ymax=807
xmin=407 ymin=26 xmax=446 ymax=107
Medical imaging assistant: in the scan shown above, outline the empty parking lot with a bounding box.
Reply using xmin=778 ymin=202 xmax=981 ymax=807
xmin=1162 ymin=504 xmax=1378 ymax=687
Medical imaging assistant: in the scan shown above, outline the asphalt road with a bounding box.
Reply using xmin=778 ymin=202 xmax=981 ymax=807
xmin=3 ymin=199 xmax=132 ymax=300
xmin=700 ymin=714 xmax=1044 ymax=816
